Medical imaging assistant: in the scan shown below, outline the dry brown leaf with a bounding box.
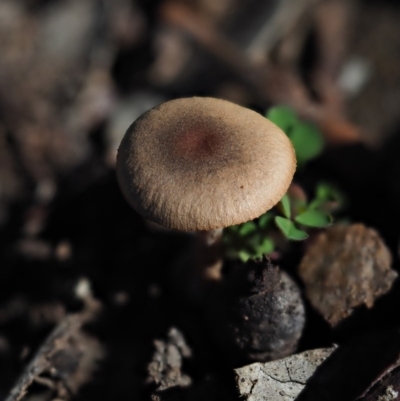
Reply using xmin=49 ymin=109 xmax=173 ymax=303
xmin=299 ymin=224 xmax=397 ymax=326
xmin=235 ymin=347 xmax=335 ymax=401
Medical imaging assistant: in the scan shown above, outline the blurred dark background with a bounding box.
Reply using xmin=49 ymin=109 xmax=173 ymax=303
xmin=0 ymin=0 xmax=400 ymax=400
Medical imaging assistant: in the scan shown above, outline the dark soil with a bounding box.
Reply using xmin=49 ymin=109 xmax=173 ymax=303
xmin=1 ymin=0 xmax=400 ymax=400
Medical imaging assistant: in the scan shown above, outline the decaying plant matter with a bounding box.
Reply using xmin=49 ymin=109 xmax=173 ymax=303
xmin=1 ymin=0 xmax=400 ymax=400
xmin=299 ymin=224 xmax=397 ymax=326
xmin=5 ymin=296 xmax=103 ymax=401
xmin=207 ymin=258 xmax=305 ymax=363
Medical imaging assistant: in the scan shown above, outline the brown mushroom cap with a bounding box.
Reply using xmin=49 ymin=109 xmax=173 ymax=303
xmin=117 ymin=97 xmax=296 ymax=231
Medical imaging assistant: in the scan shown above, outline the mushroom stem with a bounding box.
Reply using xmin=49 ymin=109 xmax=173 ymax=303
xmin=202 ymin=228 xmax=223 ymax=246
xmin=195 ymin=228 xmax=224 ymax=281
xmin=171 ymin=228 xmax=224 ymax=305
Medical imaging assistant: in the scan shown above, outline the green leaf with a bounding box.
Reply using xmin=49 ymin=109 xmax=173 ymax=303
xmin=317 ymin=183 xmax=344 ymax=203
xmin=316 ymin=183 xmax=332 ymax=200
xmin=239 ymin=221 xmax=257 ymax=236
xmin=258 ymin=212 xmax=274 ymax=229
xmin=291 ymin=197 xmax=308 ymax=216
xmin=266 ymin=106 xmax=297 ymax=133
xmin=247 ymin=233 xmax=262 ymax=248
xmin=256 ymin=237 xmax=274 ymax=255
xmin=238 ymin=250 xmax=252 ymax=263
xmin=279 ymin=194 xmax=291 ymax=219
xmin=275 ymin=216 xmax=309 ymax=240
xmin=307 ymin=198 xmax=324 ymax=210
xmin=309 ymin=183 xmax=345 ymax=211
xmin=295 ymin=210 xmax=332 ymax=228
xmin=289 ymin=122 xmax=324 ymax=165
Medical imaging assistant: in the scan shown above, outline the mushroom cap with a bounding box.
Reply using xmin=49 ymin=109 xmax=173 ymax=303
xmin=117 ymin=97 xmax=296 ymax=231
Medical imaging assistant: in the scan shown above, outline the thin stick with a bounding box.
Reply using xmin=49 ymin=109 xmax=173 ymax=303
xmin=6 ymin=299 xmax=103 ymax=401
xmin=160 ymin=1 xmax=361 ymax=144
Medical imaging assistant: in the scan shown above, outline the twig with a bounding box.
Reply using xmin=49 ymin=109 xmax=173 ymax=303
xmin=312 ymin=0 xmax=354 ymax=115
xmin=246 ymin=0 xmax=322 ymax=61
xmin=159 ymin=1 xmax=361 ymax=144
xmin=5 ymin=298 xmax=103 ymax=401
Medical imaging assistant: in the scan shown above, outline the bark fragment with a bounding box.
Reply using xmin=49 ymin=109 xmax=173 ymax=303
xmin=147 ymin=328 xmax=192 ymax=393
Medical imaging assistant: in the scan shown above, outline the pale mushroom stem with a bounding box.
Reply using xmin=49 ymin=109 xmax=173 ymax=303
xmin=195 ymin=228 xmax=224 ymax=281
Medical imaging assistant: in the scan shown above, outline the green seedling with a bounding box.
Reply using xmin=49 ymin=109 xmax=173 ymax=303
xmin=308 ymin=182 xmax=346 ymax=212
xmin=267 ymin=106 xmax=325 ymax=166
xmin=224 ymin=213 xmax=275 ymax=262
xmin=224 ymin=184 xmax=344 ymax=262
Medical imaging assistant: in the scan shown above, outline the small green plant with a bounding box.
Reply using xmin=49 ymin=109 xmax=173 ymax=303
xmin=223 ymin=106 xmax=343 ymax=262
xmin=267 ymin=106 xmax=325 ymax=166
xmin=223 ymin=183 xmax=344 ymax=262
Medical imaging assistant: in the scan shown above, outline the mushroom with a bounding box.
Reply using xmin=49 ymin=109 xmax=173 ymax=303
xmin=117 ymin=97 xmax=296 ymax=281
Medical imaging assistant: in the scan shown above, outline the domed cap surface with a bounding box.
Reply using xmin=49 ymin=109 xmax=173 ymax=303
xmin=117 ymin=97 xmax=296 ymax=231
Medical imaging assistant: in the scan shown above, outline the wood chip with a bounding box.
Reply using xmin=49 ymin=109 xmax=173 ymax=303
xmin=147 ymin=328 xmax=192 ymax=393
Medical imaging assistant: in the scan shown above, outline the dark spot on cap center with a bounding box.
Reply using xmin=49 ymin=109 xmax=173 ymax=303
xmin=174 ymin=126 xmax=223 ymax=160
